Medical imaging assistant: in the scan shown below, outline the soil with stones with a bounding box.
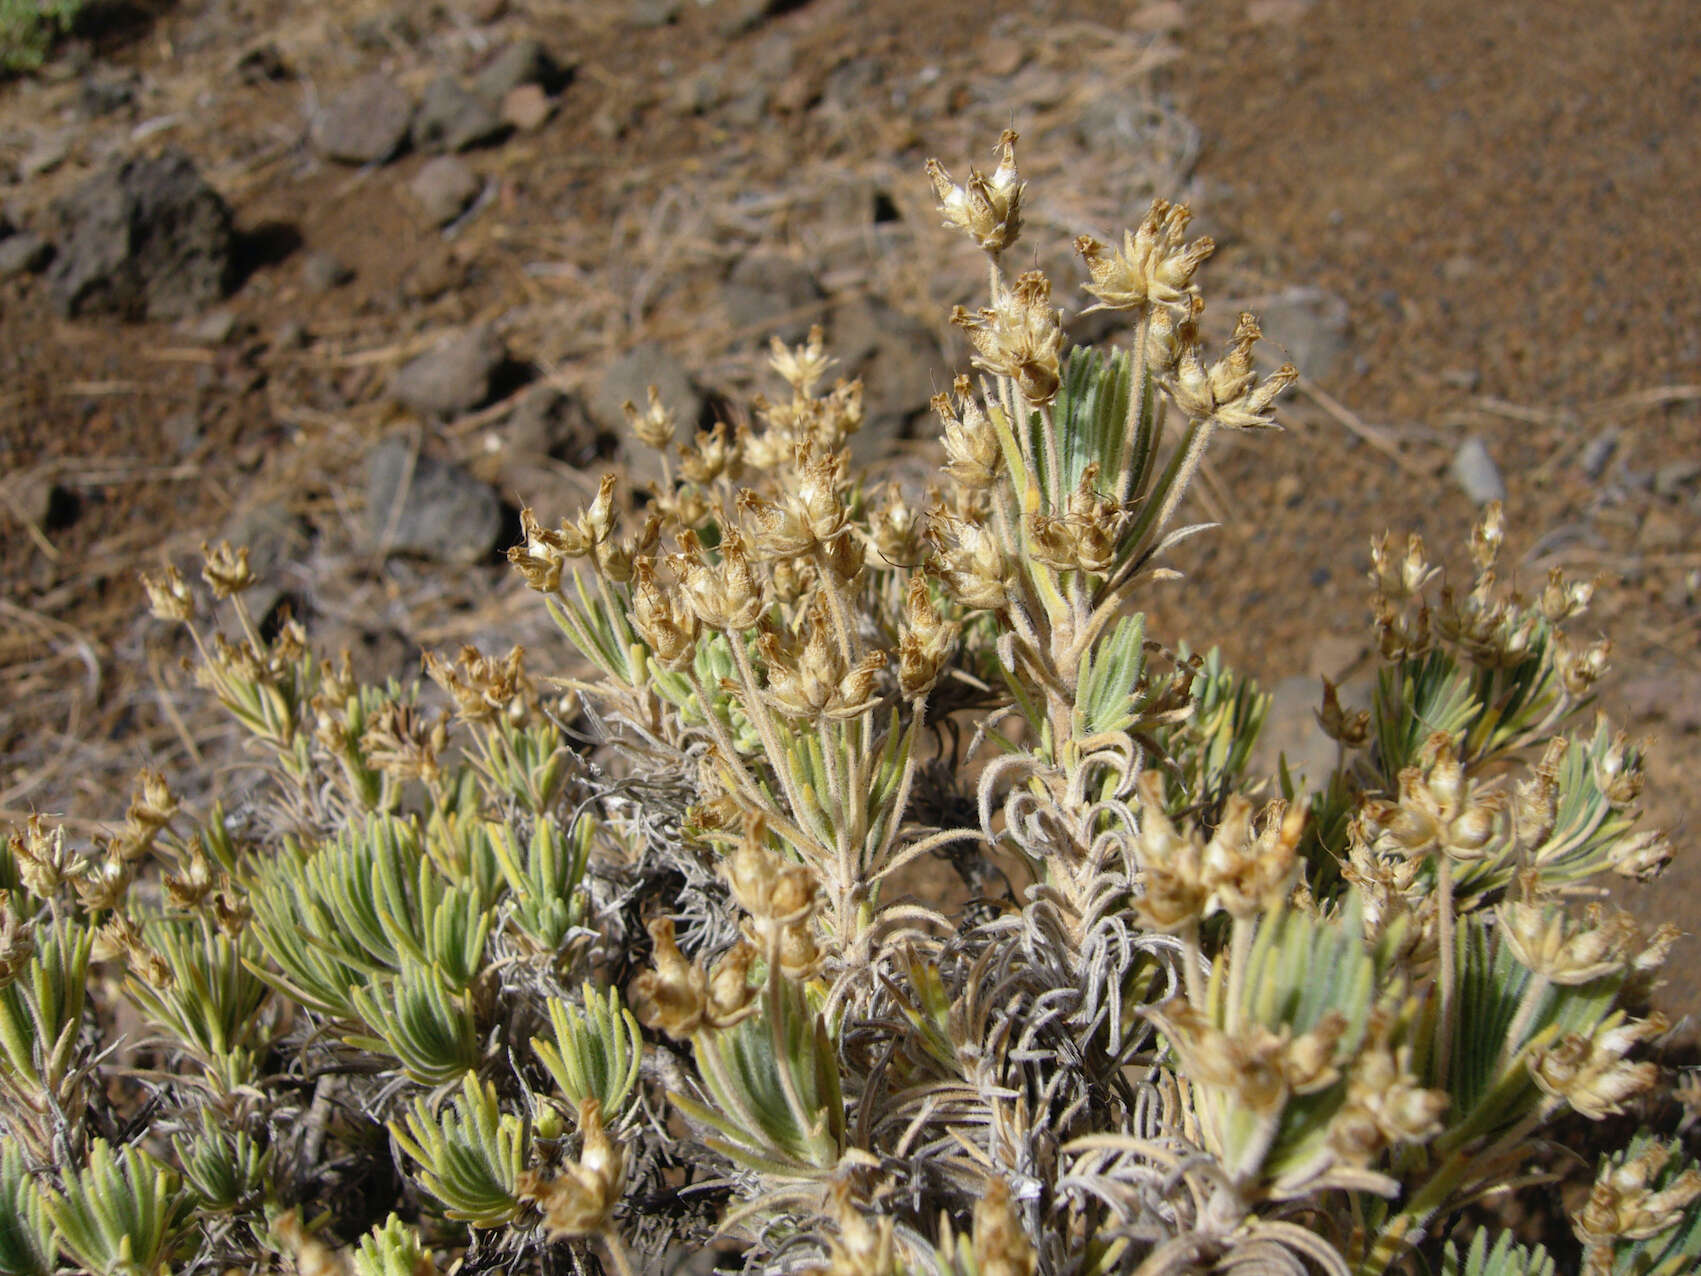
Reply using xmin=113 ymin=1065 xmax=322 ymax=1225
xmin=2 ymin=0 xmax=1698 ymax=1051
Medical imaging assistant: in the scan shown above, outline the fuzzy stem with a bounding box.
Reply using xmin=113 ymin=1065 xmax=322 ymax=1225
xmin=599 ymin=1231 xmax=637 ymax=1276
xmin=1434 ymin=854 xmax=1457 ymax=1091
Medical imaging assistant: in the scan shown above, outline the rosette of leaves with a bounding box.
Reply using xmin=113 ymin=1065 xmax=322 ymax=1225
xmin=490 ymin=815 xmax=591 ymax=955
xmin=0 ymin=1145 xmax=52 ymax=1276
xmin=0 ymin=917 xmax=94 ymax=1159
xmin=39 ymin=1140 xmax=193 ymax=1276
xmin=351 ymin=1215 xmax=437 ymax=1276
xmin=676 ymin=973 xmax=845 ymax=1178
xmin=172 ymin=1109 xmax=269 ymax=1215
xmin=533 ymin=983 xmax=644 ymax=1127
xmin=346 ymin=958 xmax=482 ymax=1085
xmin=390 ymin=1072 xmax=530 ymax=1227
xmin=121 ymin=914 xmax=270 ymax=1092
xmin=1441 ymin=1231 xmax=1557 ymax=1276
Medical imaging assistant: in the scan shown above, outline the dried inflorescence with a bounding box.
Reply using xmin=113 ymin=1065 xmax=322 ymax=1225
xmin=1 ymin=130 xmax=1694 ymax=1276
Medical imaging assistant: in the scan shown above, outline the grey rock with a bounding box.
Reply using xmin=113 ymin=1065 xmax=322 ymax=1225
xmin=1654 ymin=459 xmax=1701 ymax=499
xmin=724 ymin=85 xmax=770 ymax=129
xmin=628 ymin=0 xmax=681 ymax=25
xmin=161 ymin=409 xmax=203 ymax=457
xmin=21 ymin=130 xmax=73 ymax=179
xmin=475 ymin=38 xmax=565 ymax=102
xmin=410 ymin=156 xmax=482 ymax=227
xmin=1639 ymin=508 xmax=1686 ymax=552
xmin=365 ymin=438 xmax=503 ymax=564
xmin=46 ymin=150 xmax=236 ymax=321
xmin=505 ymin=387 xmax=598 ymax=464
xmin=724 ymin=251 xmax=825 ymax=345
xmin=500 ymin=84 xmax=553 ymax=132
xmin=831 ymin=295 xmax=944 ymax=464
xmin=400 ymin=246 xmax=465 ymax=302
xmin=0 ymin=231 xmax=53 ymax=280
xmin=273 ymin=319 xmax=308 ymax=350
xmin=1579 ymin=429 xmax=1618 ymax=480
xmin=413 ymin=76 xmax=506 ymax=154
xmin=222 ymin=499 xmax=310 ymax=620
xmin=392 ymin=324 xmax=507 ymax=418
xmin=714 ymin=0 xmax=782 ymax=37
xmin=593 ymin=343 xmax=702 ymax=484
xmin=674 ymin=65 xmax=729 ymax=115
xmin=312 ymin=75 xmax=413 ymax=164
xmin=185 ymin=309 xmax=239 ymax=345
xmin=1620 ymin=671 xmax=1701 ymax=734
xmin=1253 ymin=286 xmax=1352 ymax=380
xmin=1451 ymin=436 xmax=1506 ymax=505
xmin=234 ymin=42 xmax=291 ymax=84
xmin=1248 ymin=674 xmax=1350 ymax=789
xmin=300 ymin=251 xmax=353 ymax=293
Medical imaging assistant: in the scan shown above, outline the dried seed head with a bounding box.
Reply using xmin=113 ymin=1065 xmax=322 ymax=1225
xmin=359 ymin=703 xmax=450 ymax=787
xmin=1168 ymin=312 xmax=1296 ymax=428
xmin=141 ymin=564 xmax=195 ymax=622
xmin=200 ymin=540 xmax=256 ymax=599
xmin=509 ymin=507 xmax=567 ymax=592
xmin=1200 ymin=797 xmax=1305 ymax=921
xmin=925 ymin=129 xmax=1025 ymax=254
xmin=1076 ymin=199 xmax=1214 ymax=314
xmin=1608 ymin=828 xmax=1672 ymax=881
xmin=1575 ymin=1140 xmax=1701 ymax=1246
xmin=1530 ymin=1015 xmax=1662 ymax=1119
xmin=630 ymin=557 xmax=700 ymax=671
xmin=1025 ymin=464 xmax=1129 ymax=575
xmin=1316 ymin=679 xmax=1369 ymax=747
xmin=936 ymin=375 xmax=1002 ymax=490
xmin=1470 ymin=501 xmax=1504 ymax=571
xmin=761 ymin=595 xmax=883 ymax=721
xmin=1499 ymin=898 xmax=1648 ymax=986
xmin=162 ymin=844 xmax=216 ymax=910
xmin=1594 ymin=730 xmax=1645 ymax=807
xmin=1540 ymin=565 xmax=1595 ymax=623
xmin=898 ymin=575 xmax=958 ymax=699
xmin=74 ymin=852 xmax=132 ymax=913
xmin=1131 ymin=774 xmax=1209 ymax=931
xmin=743 ymin=450 xmax=850 ymax=559
xmin=519 ymin=1100 xmax=625 ymax=1238
xmin=678 ymin=421 xmax=741 ymax=486
xmin=630 ymin=917 xmax=709 ymax=1040
xmin=121 ymin=769 xmax=178 ymax=854
xmin=972 ymin=1177 xmax=1036 ymax=1276
xmin=1329 ymin=1026 xmax=1448 ymax=1164
xmin=933 ymin=512 xmax=1011 ymax=612
xmin=1367 ymin=732 xmax=1502 ymax=861
xmin=9 ymin=816 xmax=78 ymax=899
xmin=869 ymin=485 xmax=922 ymax=566
xmin=424 ymin=645 xmax=532 ymax=727
xmin=622 ymin=385 xmax=676 ymax=452
xmin=769 ymin=326 xmax=834 ymax=397
xmin=675 ymin=529 xmax=765 ymax=632
xmin=1554 ymin=634 xmax=1612 ymax=697
xmin=705 ymin=941 xmax=759 ymax=1028
xmin=0 ymin=892 xmax=34 ymax=991
xmin=952 ymin=271 xmax=1064 ymax=405
xmin=727 ymin=828 xmax=819 ymax=930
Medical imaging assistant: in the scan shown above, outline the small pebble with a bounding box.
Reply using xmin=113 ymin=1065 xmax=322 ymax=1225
xmin=410 ymin=157 xmax=482 ymax=227
xmin=1451 ymin=436 xmax=1506 ymax=505
xmin=300 ymin=251 xmax=354 ymax=293
xmin=501 ymin=84 xmax=553 ymax=132
xmin=1578 ymin=429 xmax=1618 ymax=480
xmin=0 ymin=231 xmax=53 ymax=280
